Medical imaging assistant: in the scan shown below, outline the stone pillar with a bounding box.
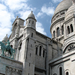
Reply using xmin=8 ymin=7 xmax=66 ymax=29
xmin=73 ymin=18 xmax=75 ymax=33
xmin=55 ymin=30 xmax=57 ymax=39
xmin=16 ymin=48 xmax=19 ymax=60
xmin=60 ymin=26 xmax=62 ymax=36
xmin=38 ymin=46 xmax=39 ymax=56
xmin=41 ymin=47 xmax=43 ymax=57
xmin=64 ymin=24 xmax=66 ymax=39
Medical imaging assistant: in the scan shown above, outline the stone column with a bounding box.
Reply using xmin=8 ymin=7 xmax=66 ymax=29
xmin=60 ymin=26 xmax=62 ymax=36
xmin=41 ymin=47 xmax=43 ymax=57
xmin=38 ymin=46 xmax=39 ymax=56
xmin=73 ymin=18 xmax=75 ymax=33
xmin=64 ymin=24 xmax=66 ymax=39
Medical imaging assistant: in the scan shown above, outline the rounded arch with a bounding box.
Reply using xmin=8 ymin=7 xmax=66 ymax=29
xmin=57 ymin=27 xmax=60 ymax=37
xmin=65 ymin=69 xmax=70 ymax=75
xmin=63 ymin=40 xmax=75 ymax=52
xmin=38 ymin=44 xmax=43 ymax=56
xmin=35 ymin=45 xmax=38 ymax=55
xmin=63 ymin=42 xmax=75 ymax=53
xmin=18 ymin=40 xmax=22 ymax=50
xmin=58 ymin=65 xmax=63 ymax=75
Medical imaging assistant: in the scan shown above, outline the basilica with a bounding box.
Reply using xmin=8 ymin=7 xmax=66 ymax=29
xmin=0 ymin=0 xmax=75 ymax=75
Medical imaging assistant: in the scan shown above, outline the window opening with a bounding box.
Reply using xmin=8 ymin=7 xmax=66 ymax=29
xmin=61 ymin=12 xmax=65 ymax=15
xmin=32 ymin=21 xmax=34 ymax=24
xmin=19 ymin=43 xmax=22 ymax=50
xmin=31 ymin=33 xmax=33 ymax=37
xmin=61 ymin=25 xmax=64 ymax=35
xmin=67 ymin=26 xmax=70 ymax=34
xmin=70 ymin=24 xmax=73 ymax=32
xmin=29 ymin=20 xmax=31 ymax=23
xmin=57 ymin=27 xmax=60 ymax=37
xmin=59 ymin=67 xmax=62 ymax=75
xmin=66 ymin=72 xmax=69 ymax=75
xmin=36 ymin=47 xmax=38 ymax=55
xmin=39 ymin=46 xmax=42 ymax=56
xmin=53 ymin=31 xmax=55 ymax=38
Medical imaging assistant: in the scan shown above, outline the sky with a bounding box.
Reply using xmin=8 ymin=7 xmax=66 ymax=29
xmin=0 ymin=0 xmax=62 ymax=41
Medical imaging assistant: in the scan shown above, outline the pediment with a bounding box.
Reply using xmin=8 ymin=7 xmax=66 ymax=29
xmin=63 ymin=43 xmax=75 ymax=53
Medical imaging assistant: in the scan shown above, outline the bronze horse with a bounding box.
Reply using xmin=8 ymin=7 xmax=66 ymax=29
xmin=0 ymin=40 xmax=15 ymax=59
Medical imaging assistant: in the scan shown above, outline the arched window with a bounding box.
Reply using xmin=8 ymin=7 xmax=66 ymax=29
xmin=53 ymin=31 xmax=55 ymax=38
xmin=19 ymin=43 xmax=22 ymax=50
xmin=59 ymin=67 xmax=62 ymax=75
xmin=67 ymin=26 xmax=70 ymax=34
xmin=61 ymin=12 xmax=65 ymax=15
xmin=66 ymin=72 xmax=69 ymax=75
xmin=70 ymin=24 xmax=73 ymax=32
xmin=61 ymin=25 xmax=64 ymax=35
xmin=36 ymin=47 xmax=38 ymax=55
xmin=43 ymin=50 xmax=45 ymax=57
xmin=18 ymin=42 xmax=22 ymax=60
xmin=57 ymin=27 xmax=60 ymax=37
xmin=29 ymin=20 xmax=31 ymax=23
xmin=32 ymin=21 xmax=34 ymax=24
xmin=31 ymin=33 xmax=33 ymax=37
xmin=39 ymin=46 xmax=42 ymax=56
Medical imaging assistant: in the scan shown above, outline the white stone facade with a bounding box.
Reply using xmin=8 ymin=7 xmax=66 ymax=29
xmin=0 ymin=0 xmax=75 ymax=75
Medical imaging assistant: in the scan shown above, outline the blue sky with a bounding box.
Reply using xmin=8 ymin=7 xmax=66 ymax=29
xmin=0 ymin=0 xmax=62 ymax=41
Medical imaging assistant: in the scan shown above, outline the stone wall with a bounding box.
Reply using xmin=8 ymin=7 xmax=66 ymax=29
xmin=0 ymin=56 xmax=23 ymax=75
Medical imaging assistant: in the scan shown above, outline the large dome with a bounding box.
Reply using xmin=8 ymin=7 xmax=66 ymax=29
xmin=65 ymin=2 xmax=75 ymax=20
xmin=54 ymin=0 xmax=72 ymax=16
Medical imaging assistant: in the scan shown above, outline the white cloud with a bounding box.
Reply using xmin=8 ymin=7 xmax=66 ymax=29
xmin=0 ymin=4 xmax=14 ymax=41
xmin=36 ymin=22 xmax=46 ymax=35
xmin=2 ymin=0 xmax=28 ymax=10
xmin=37 ymin=5 xmax=54 ymax=18
xmin=41 ymin=5 xmax=54 ymax=16
xmin=0 ymin=0 xmax=36 ymax=41
xmin=53 ymin=0 xmax=62 ymax=3
xmin=19 ymin=11 xmax=31 ymax=20
xmin=0 ymin=0 xmax=47 ymax=41
xmin=37 ymin=12 xmax=43 ymax=18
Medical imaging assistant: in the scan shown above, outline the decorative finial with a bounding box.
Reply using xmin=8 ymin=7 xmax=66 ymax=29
xmin=72 ymin=0 xmax=75 ymax=4
xmin=31 ymin=11 xmax=33 ymax=13
xmin=16 ymin=16 xmax=18 ymax=19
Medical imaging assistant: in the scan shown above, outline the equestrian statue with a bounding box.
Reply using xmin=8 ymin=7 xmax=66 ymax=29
xmin=0 ymin=40 xmax=15 ymax=59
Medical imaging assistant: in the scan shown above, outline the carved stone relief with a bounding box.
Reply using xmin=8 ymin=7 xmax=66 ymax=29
xmin=63 ymin=43 xmax=75 ymax=53
xmin=6 ymin=66 xmax=22 ymax=75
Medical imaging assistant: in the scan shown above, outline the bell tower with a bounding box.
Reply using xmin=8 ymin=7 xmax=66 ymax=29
xmin=22 ymin=11 xmax=37 ymax=75
xmin=12 ymin=16 xmax=24 ymax=38
xmin=25 ymin=11 xmax=37 ymax=30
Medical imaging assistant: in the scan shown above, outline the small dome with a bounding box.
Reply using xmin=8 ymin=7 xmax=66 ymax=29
xmin=54 ymin=0 xmax=72 ymax=16
xmin=65 ymin=2 xmax=75 ymax=20
xmin=27 ymin=11 xmax=35 ymax=19
xmin=2 ymin=34 xmax=8 ymax=42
